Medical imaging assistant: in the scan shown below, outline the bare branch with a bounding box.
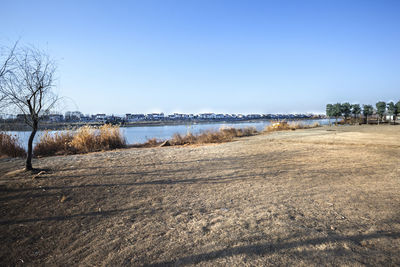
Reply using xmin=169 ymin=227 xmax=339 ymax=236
xmin=0 ymin=43 xmax=60 ymax=170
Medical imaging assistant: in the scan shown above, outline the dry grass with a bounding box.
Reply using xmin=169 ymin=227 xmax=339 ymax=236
xmin=34 ymin=124 xmax=126 ymax=157
xmin=33 ymin=125 xmax=257 ymax=154
xmin=131 ymin=138 xmax=163 ymax=148
xmin=264 ymin=121 xmax=320 ymax=132
xmin=33 ymin=122 xmax=322 ymax=157
xmin=1 ymin=125 xmax=399 ymax=265
xmin=169 ymin=127 xmax=258 ymax=146
xmin=0 ymin=132 xmax=26 ymax=158
xmin=34 ymin=131 xmax=74 ymax=157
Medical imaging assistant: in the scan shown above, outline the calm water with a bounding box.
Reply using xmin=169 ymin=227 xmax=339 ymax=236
xmin=8 ymin=119 xmax=329 ymax=148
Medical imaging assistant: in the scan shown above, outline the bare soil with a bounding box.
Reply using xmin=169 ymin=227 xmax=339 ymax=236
xmin=1 ymin=125 xmax=400 ymax=266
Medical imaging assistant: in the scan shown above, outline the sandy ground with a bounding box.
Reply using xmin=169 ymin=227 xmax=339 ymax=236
xmin=1 ymin=125 xmax=399 ymax=266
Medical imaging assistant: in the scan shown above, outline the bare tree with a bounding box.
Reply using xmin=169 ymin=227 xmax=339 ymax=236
xmin=0 ymin=45 xmax=59 ymax=170
xmin=0 ymin=42 xmax=18 ymax=106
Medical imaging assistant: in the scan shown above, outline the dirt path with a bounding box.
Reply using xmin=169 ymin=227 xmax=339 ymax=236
xmin=1 ymin=125 xmax=400 ymax=266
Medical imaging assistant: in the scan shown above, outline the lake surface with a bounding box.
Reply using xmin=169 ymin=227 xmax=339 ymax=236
xmin=7 ymin=119 xmax=329 ymax=148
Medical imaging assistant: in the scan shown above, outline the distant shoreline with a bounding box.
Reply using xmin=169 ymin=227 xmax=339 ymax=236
xmin=0 ymin=118 xmax=325 ymax=131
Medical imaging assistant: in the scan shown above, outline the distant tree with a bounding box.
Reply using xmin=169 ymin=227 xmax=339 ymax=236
xmin=332 ymin=103 xmax=342 ymax=124
xmin=375 ymin=101 xmax=386 ymax=124
xmin=362 ymin=104 xmax=374 ymax=124
xmin=396 ymin=101 xmax=400 ymax=122
xmin=387 ymin=102 xmax=397 ymax=124
xmin=395 ymin=100 xmax=400 ymax=124
xmin=351 ymin=104 xmax=361 ymax=122
xmin=341 ymin=102 xmax=352 ymax=122
xmin=0 ymin=45 xmax=59 ymax=171
xmin=326 ymin=104 xmax=333 ymax=125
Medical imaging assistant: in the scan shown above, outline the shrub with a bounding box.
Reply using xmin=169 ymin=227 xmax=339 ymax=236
xmin=0 ymin=132 xmax=26 ymax=158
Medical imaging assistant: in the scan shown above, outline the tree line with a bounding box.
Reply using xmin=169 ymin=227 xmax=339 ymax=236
xmin=326 ymin=101 xmax=400 ymax=124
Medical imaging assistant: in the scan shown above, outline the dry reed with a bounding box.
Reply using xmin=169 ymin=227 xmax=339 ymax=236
xmin=34 ymin=124 xmax=126 ymax=157
xmin=169 ymin=127 xmax=258 ymax=146
xmin=264 ymin=121 xmax=320 ymax=132
xmin=130 ymin=138 xmax=163 ymax=148
xmin=33 ymin=131 xmax=74 ymax=157
xmin=0 ymin=132 xmax=26 ymax=158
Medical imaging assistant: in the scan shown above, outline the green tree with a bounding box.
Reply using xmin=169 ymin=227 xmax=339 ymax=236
xmin=326 ymin=104 xmax=333 ymax=125
xmin=387 ymin=101 xmax=399 ymax=124
xmin=332 ymin=103 xmax=342 ymax=124
xmin=375 ymin=101 xmax=386 ymax=124
xmin=396 ymin=101 xmax=400 ymax=123
xmin=363 ymin=104 xmax=374 ymax=124
xmin=341 ymin=102 xmax=352 ymax=122
xmin=351 ymin=104 xmax=361 ymax=122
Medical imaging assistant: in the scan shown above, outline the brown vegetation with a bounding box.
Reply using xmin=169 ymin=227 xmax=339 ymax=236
xmin=264 ymin=121 xmax=320 ymax=132
xmin=34 ymin=124 xmax=126 ymax=157
xmin=33 ymin=131 xmax=74 ymax=157
xmin=131 ymin=137 xmax=163 ymax=148
xmin=169 ymin=127 xmax=258 ymax=146
xmin=0 ymin=132 xmax=26 ymax=158
xmin=129 ymin=127 xmax=260 ymax=148
xmin=33 ymin=123 xmax=323 ymax=156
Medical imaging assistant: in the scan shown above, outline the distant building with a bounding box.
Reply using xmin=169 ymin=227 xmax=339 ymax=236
xmin=126 ymin=114 xmax=145 ymax=122
xmin=247 ymin=114 xmax=261 ymax=119
xmin=94 ymin=114 xmax=107 ymax=122
xmin=65 ymin=111 xmax=83 ymax=121
xmin=199 ymin=113 xmax=216 ymax=119
xmin=48 ymin=114 xmax=63 ymax=122
xmin=146 ymin=113 xmax=164 ymax=120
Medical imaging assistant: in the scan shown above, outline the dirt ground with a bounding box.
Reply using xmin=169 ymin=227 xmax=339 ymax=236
xmin=1 ymin=125 xmax=399 ymax=266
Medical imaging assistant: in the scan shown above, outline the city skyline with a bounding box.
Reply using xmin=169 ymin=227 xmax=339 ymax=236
xmin=1 ymin=0 xmax=400 ymax=114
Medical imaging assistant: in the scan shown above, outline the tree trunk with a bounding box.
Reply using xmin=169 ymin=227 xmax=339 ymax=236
xmin=26 ymin=120 xmax=38 ymax=171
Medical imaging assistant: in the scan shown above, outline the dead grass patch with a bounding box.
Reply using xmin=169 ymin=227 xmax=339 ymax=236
xmin=130 ymin=138 xmax=164 ymax=148
xmin=34 ymin=124 xmax=126 ymax=157
xmin=264 ymin=121 xmax=320 ymax=132
xmin=0 ymin=132 xmax=26 ymax=158
xmin=34 ymin=131 xmax=74 ymax=157
xmin=169 ymin=127 xmax=258 ymax=146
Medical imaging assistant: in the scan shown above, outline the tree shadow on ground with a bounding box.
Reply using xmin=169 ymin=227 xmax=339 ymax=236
xmin=0 ymin=172 xmax=268 ymax=194
xmin=148 ymin=231 xmax=400 ymax=266
xmin=0 ymin=206 xmax=139 ymax=225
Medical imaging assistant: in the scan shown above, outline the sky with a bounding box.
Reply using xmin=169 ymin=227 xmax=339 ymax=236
xmin=1 ymin=0 xmax=400 ymax=115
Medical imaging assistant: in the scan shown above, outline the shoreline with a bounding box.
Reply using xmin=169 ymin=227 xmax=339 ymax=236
xmin=0 ymin=118 xmax=325 ymax=131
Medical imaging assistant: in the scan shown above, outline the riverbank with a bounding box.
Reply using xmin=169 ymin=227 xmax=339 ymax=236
xmin=1 ymin=125 xmax=399 ymax=265
xmin=0 ymin=118 xmax=325 ymax=131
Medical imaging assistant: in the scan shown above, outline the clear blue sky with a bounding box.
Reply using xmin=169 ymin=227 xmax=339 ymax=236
xmin=1 ymin=0 xmax=399 ymax=115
